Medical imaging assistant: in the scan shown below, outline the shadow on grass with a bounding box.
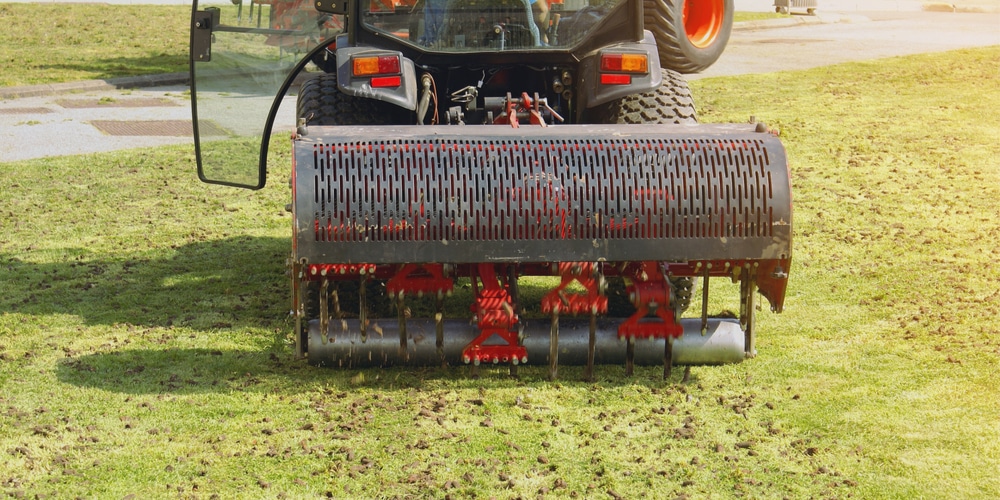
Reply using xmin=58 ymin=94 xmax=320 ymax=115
xmin=1 ymin=236 xmax=290 ymax=331
xmin=55 ymin=347 xmax=297 ymax=395
xmin=36 ymin=56 xmax=188 ymax=83
xmin=8 ymin=235 xmax=702 ymax=392
xmin=56 ymin=345 xmax=703 ymax=395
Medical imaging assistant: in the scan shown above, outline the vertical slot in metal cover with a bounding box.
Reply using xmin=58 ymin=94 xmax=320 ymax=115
xmin=294 ymin=125 xmax=791 ymax=264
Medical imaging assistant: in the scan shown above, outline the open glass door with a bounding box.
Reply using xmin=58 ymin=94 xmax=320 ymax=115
xmin=190 ymin=0 xmax=341 ymax=189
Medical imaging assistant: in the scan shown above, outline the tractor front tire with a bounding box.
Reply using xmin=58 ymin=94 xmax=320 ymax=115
xmin=644 ymin=0 xmax=733 ymax=74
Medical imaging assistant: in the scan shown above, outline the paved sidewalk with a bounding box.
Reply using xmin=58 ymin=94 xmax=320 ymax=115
xmin=1 ymin=2 xmax=997 ymax=163
xmin=0 ymin=82 xmax=205 ymax=162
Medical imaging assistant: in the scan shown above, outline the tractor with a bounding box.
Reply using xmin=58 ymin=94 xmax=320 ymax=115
xmin=188 ymin=0 xmax=792 ymax=379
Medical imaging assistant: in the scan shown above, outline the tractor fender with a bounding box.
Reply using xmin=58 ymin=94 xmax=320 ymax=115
xmin=576 ymin=30 xmax=662 ymax=111
xmin=335 ymin=46 xmax=419 ymax=111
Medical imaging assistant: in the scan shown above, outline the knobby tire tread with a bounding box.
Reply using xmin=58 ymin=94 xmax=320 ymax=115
xmin=586 ymin=69 xmax=698 ymax=125
xmin=297 ymin=72 xmax=408 ymax=126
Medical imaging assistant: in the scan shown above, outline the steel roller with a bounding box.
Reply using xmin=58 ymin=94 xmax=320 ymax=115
xmin=307 ymin=317 xmax=747 ymax=368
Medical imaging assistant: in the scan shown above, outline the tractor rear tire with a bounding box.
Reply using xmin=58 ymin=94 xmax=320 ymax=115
xmin=297 ymin=72 xmax=411 ymax=126
xmin=295 ymin=72 xmax=406 ymax=358
xmin=585 ymin=68 xmax=699 ymax=317
xmin=584 ymin=68 xmax=698 ymax=125
xmin=644 ymin=0 xmax=733 ymax=74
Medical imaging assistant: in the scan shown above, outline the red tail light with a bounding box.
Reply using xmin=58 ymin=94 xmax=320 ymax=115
xmin=371 ymin=76 xmax=402 ymax=88
xmin=352 ymin=55 xmax=401 ymax=76
xmin=600 ymin=53 xmax=648 ymax=73
xmin=599 ymin=52 xmax=647 ymax=86
xmin=600 ymin=74 xmax=632 ymax=85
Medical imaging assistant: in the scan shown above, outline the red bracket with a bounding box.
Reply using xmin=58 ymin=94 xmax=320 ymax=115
xmin=663 ymin=259 xmax=791 ymax=313
xmin=493 ymin=92 xmax=548 ymax=128
xmin=541 ymin=262 xmax=608 ymax=316
xmin=617 ymin=262 xmax=683 ymax=340
xmin=462 ymin=264 xmax=527 ymax=365
xmin=385 ymin=264 xmax=453 ymax=298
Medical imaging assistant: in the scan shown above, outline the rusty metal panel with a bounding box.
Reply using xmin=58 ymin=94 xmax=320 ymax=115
xmin=56 ymin=98 xmax=178 ymax=109
xmin=90 ymin=120 xmax=228 ymax=137
xmin=0 ymin=107 xmax=53 ymax=115
xmin=293 ymin=124 xmax=792 ymax=264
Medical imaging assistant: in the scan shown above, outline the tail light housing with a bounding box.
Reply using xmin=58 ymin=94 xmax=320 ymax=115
xmin=599 ymin=52 xmax=649 ymax=85
xmin=352 ymin=54 xmax=401 ymax=88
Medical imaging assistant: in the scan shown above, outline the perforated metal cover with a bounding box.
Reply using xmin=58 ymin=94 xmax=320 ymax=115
xmin=293 ymin=124 xmax=791 ymax=264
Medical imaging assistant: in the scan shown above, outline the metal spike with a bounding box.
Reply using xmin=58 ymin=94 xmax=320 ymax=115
xmin=397 ymin=295 xmax=408 ymax=362
xmin=508 ymin=265 xmax=520 ymax=378
xmin=435 ymin=306 xmax=445 ymax=368
xmin=701 ymin=266 xmax=710 ymax=335
xmin=664 ymin=337 xmax=673 ymax=380
xmin=625 ymin=336 xmax=635 ymax=376
xmin=549 ymin=310 xmax=559 ymax=381
xmin=293 ymin=266 xmax=304 ymax=359
xmin=332 ymin=287 xmax=342 ymax=320
xmin=320 ymin=279 xmax=330 ymax=346
xmin=741 ymin=276 xmax=757 ymax=357
xmin=584 ymin=311 xmax=597 ymax=382
xmin=359 ymin=278 xmax=368 ymax=343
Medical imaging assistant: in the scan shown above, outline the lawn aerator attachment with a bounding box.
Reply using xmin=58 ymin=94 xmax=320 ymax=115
xmin=189 ymin=0 xmax=791 ymax=378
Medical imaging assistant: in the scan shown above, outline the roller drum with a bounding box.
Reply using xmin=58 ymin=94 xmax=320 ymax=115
xmin=307 ymin=318 xmax=747 ymax=368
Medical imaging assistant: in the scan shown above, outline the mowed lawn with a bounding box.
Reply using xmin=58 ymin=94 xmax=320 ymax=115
xmin=1 ymin=33 xmax=999 ymax=500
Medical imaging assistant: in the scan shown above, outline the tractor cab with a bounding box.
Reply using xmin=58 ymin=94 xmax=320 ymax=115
xmin=189 ymin=0 xmax=646 ymax=188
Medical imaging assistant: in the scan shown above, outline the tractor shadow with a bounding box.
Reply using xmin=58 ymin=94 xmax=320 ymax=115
xmin=1 ymin=234 xmax=305 ymax=395
xmin=37 ymin=56 xmax=189 ymax=86
xmin=4 ymin=235 xmax=703 ymax=393
xmin=55 ymin=345 xmax=703 ymax=395
xmin=1 ymin=235 xmax=290 ymax=331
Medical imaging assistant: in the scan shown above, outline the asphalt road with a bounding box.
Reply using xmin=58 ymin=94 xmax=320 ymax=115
xmin=0 ymin=2 xmax=997 ymax=162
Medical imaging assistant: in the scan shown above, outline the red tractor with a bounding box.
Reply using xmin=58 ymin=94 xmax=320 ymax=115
xmin=189 ymin=0 xmax=791 ymax=379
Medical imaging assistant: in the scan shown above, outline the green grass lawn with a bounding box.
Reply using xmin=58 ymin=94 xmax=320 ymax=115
xmin=0 ymin=4 xmax=191 ymax=87
xmin=733 ymin=12 xmax=789 ymax=22
xmin=2 ymin=31 xmax=999 ymax=500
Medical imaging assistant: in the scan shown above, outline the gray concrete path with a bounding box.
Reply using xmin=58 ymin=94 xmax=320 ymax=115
xmin=1 ymin=1 xmax=997 ymax=162
xmin=0 ymin=83 xmax=200 ymax=162
xmin=695 ymin=9 xmax=1000 ymax=80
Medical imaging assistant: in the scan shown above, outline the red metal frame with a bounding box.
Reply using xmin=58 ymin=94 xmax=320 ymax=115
xmin=493 ymin=92 xmax=549 ymax=128
xmin=541 ymin=262 xmax=608 ymax=316
xmin=306 ymin=263 xmax=377 ymax=277
xmin=462 ymin=264 xmax=526 ymax=365
xmin=663 ymin=258 xmax=791 ymax=313
xmin=385 ymin=263 xmax=453 ymax=297
xmin=617 ymin=261 xmax=683 ymax=340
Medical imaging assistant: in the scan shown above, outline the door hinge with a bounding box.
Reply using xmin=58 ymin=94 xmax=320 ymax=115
xmin=192 ymin=8 xmax=221 ymax=62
